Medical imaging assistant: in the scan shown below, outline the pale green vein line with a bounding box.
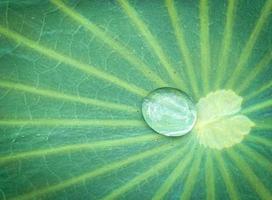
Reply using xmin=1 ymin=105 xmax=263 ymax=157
xmin=253 ymin=118 xmax=272 ymax=130
xmin=214 ymin=152 xmax=239 ymax=200
xmin=215 ymin=0 xmax=236 ymax=89
xmin=199 ymin=0 xmax=211 ymax=95
xmin=244 ymin=79 xmax=272 ymax=101
xmin=11 ymin=142 xmax=177 ymax=200
xmin=236 ymin=51 xmax=272 ymax=93
xmin=246 ymin=135 xmax=272 ymax=148
xmin=5 ymin=2 xmax=9 ymax=28
xmin=152 ymin=142 xmax=195 ymax=200
xmin=0 ymin=134 xmax=159 ymax=165
xmin=0 ymin=119 xmax=144 ymax=127
xmin=179 ymin=148 xmax=204 ymax=200
xmin=117 ymin=0 xmax=187 ymax=89
xmin=228 ymin=149 xmax=272 ymax=200
xmin=0 ymin=79 xmax=137 ymax=112
xmin=50 ymin=0 xmax=167 ymax=87
xmin=225 ymin=0 xmax=272 ymax=88
xmin=205 ymin=152 xmax=215 ymax=200
xmin=256 ymin=124 xmax=272 ymax=130
xmin=165 ymin=0 xmax=199 ymax=98
xmin=0 ymin=26 xmax=147 ymax=97
xmin=238 ymin=144 xmax=272 ymax=173
xmin=241 ymin=99 xmax=272 ymax=114
xmin=102 ymin=141 xmax=191 ymax=200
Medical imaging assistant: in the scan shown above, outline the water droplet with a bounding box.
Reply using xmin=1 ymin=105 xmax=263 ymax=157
xmin=142 ymin=87 xmax=197 ymax=137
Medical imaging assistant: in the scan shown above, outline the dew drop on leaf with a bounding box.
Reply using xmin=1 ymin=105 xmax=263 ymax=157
xmin=142 ymin=87 xmax=197 ymax=137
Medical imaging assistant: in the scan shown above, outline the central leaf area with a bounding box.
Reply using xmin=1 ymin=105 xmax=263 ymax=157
xmin=194 ymin=90 xmax=254 ymax=150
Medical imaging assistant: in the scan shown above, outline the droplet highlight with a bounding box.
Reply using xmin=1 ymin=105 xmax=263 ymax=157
xmin=142 ymin=87 xmax=197 ymax=137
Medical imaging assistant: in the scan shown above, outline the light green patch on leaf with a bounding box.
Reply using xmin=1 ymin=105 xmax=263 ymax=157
xmin=194 ymin=90 xmax=255 ymax=149
xmin=0 ymin=0 xmax=271 ymax=199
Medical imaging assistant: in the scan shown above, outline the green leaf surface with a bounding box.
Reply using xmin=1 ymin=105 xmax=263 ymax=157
xmin=0 ymin=0 xmax=271 ymax=200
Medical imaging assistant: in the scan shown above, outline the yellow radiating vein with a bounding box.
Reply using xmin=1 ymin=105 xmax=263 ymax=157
xmin=205 ymin=152 xmax=215 ymax=200
xmin=225 ymin=0 xmax=272 ymax=88
xmin=152 ymin=142 xmax=195 ymax=200
xmin=228 ymin=149 xmax=272 ymax=200
xmin=253 ymin=118 xmax=272 ymax=130
xmin=0 ymin=79 xmax=137 ymax=112
xmin=102 ymin=141 xmax=192 ymax=200
xmin=214 ymin=0 xmax=236 ymax=89
xmin=236 ymin=51 xmax=272 ymax=93
xmin=50 ymin=0 xmax=167 ymax=87
xmin=199 ymin=0 xmax=211 ymax=95
xmin=11 ymin=142 xmax=177 ymax=200
xmin=214 ymin=152 xmax=239 ymax=200
xmin=0 ymin=26 xmax=147 ymax=97
xmin=256 ymin=123 xmax=272 ymax=130
xmin=165 ymin=0 xmax=199 ymax=98
xmin=0 ymin=119 xmax=144 ymax=127
xmin=244 ymin=79 xmax=272 ymax=101
xmin=241 ymin=99 xmax=272 ymax=114
xmin=117 ymin=0 xmax=187 ymax=89
xmin=0 ymin=134 xmax=159 ymax=165
xmin=179 ymin=148 xmax=204 ymax=200
xmin=247 ymin=135 xmax=272 ymax=148
xmin=239 ymin=144 xmax=272 ymax=173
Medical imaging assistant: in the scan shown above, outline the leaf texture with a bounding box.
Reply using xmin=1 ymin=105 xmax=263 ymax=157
xmin=0 ymin=0 xmax=271 ymax=200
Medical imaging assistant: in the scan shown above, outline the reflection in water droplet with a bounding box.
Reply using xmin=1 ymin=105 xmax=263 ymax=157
xmin=142 ymin=87 xmax=197 ymax=137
